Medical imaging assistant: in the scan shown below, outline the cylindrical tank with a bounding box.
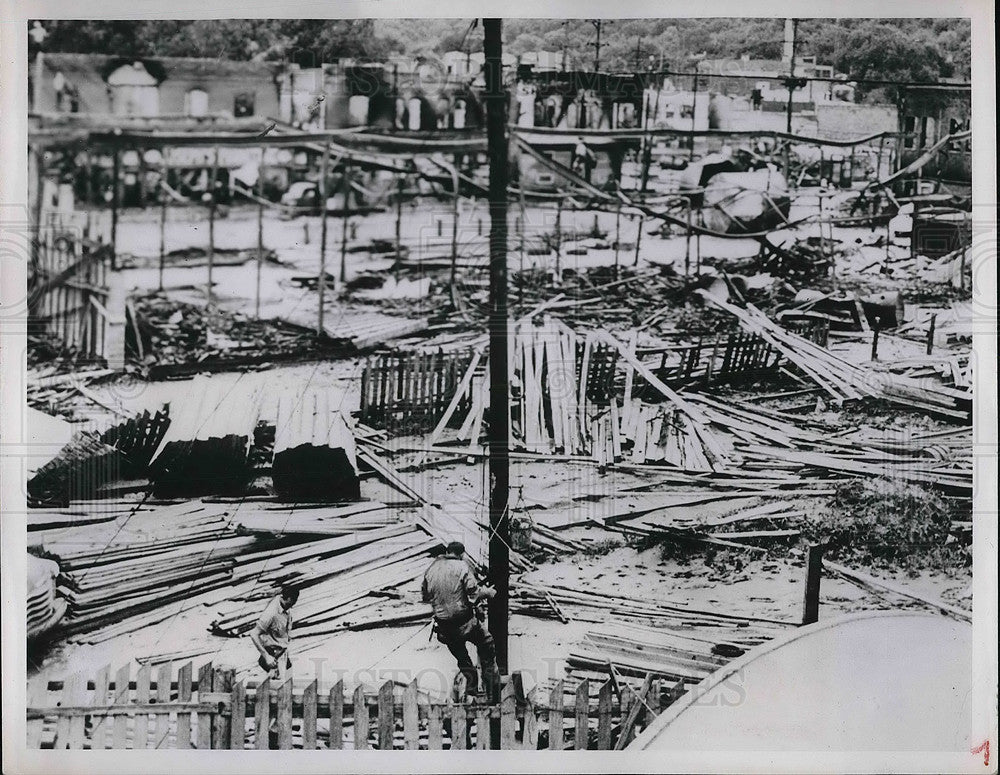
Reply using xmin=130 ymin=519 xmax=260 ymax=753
xmin=324 ymin=73 xmax=351 ymax=129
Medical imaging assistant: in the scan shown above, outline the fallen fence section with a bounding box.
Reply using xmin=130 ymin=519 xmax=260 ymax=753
xmin=30 ymin=210 xmax=122 ymax=365
xmin=28 ymin=663 xmax=687 ymax=750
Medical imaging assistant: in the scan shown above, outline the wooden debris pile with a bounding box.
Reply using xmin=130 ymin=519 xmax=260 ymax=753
xmin=133 ymin=296 xmax=349 ymax=377
xmin=27 ymin=365 xmax=116 ymax=420
xmin=684 ymin=392 xmax=972 ymax=495
xmin=758 ymin=235 xmax=835 ymax=285
xmin=28 ymin=406 xmax=169 ymax=504
xmin=435 ymin=320 xmax=725 ymax=470
xmin=279 ymin=307 xmax=430 ymax=351
xmin=508 ymin=267 xmax=687 ymax=331
xmin=699 ymin=293 xmax=971 ymax=421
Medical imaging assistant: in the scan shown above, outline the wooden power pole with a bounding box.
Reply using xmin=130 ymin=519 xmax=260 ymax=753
xmin=484 ymin=17 xmax=510 ymax=676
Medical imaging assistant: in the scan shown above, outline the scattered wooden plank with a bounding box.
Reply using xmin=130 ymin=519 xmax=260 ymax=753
xmin=824 ymin=559 xmax=971 ymax=620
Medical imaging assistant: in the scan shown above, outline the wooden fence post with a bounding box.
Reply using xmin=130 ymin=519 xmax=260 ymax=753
xmin=596 ymin=679 xmax=613 ymax=750
xmin=276 ymin=678 xmax=293 ymax=750
xmin=328 ymin=680 xmax=344 ymax=749
xmin=644 ymin=678 xmax=661 ymax=729
xmin=212 ymin=667 xmax=233 ymax=749
xmin=230 ymin=677 xmax=246 ymax=750
xmin=135 ymin=664 xmax=151 ymax=749
xmin=377 ymin=680 xmax=394 ymax=750
xmin=176 ymin=662 xmax=193 ymax=749
xmin=802 ymin=543 xmax=824 ymax=625
xmin=427 ymin=703 xmax=443 ymax=750
xmin=521 ymin=696 xmax=538 ymax=750
xmin=574 ymin=679 xmax=590 ymax=749
xmin=403 ymin=680 xmax=419 ymax=750
xmin=475 ymin=692 xmax=489 ymax=750
xmin=615 ymin=673 xmax=653 ymax=750
xmin=302 ymin=679 xmax=318 ymax=750
xmin=64 ymin=673 xmax=87 ymax=749
xmin=112 ymin=663 xmax=130 ymax=749
xmin=90 ymin=664 xmax=111 ymax=750
xmin=154 ymin=662 xmax=172 ymax=749
xmin=449 ymin=699 xmax=466 ymax=750
xmin=196 ymin=663 xmax=213 ymax=749
xmin=254 ymin=678 xmax=270 ymax=750
xmin=548 ymin=680 xmax=564 ymax=750
xmin=353 ymin=685 xmax=369 ymax=749
xmin=500 ymin=678 xmax=518 ymax=749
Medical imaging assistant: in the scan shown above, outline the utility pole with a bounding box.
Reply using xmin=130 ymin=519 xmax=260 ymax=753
xmin=783 ymin=18 xmax=799 ymax=176
xmin=484 ymin=17 xmax=510 ymax=677
xmin=590 ymin=19 xmax=603 ymax=72
xmin=689 ymin=62 xmax=699 ymax=160
xmin=785 ymin=18 xmax=799 ymax=135
xmin=634 ymin=37 xmax=643 ymax=71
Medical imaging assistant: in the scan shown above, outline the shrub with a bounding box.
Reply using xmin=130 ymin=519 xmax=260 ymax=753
xmin=805 ymin=477 xmax=967 ymax=573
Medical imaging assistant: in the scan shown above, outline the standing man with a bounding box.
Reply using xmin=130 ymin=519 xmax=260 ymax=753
xmin=572 ymin=137 xmax=597 ymax=183
xmin=422 ymin=541 xmax=500 ymax=701
xmin=251 ymin=586 xmax=299 ymax=680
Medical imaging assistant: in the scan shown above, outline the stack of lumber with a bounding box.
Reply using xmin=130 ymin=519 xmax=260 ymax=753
xmin=233 ymin=501 xmax=398 ymax=536
xmin=209 ymin=523 xmax=436 ymax=638
xmin=879 ymin=352 xmax=972 ymax=390
xmin=148 ymin=375 xmax=263 ymax=497
xmin=29 ymin=502 xmax=276 ymax=637
xmin=29 ymin=496 xmax=442 ymax=645
xmin=267 ymin=387 xmax=360 ymax=501
xmin=27 ymin=554 xmax=67 ymax=639
xmin=27 ymin=501 xmax=164 ymax=531
xmin=566 ymin=623 xmax=770 ymax=684
xmin=699 ymin=293 xmax=971 ymax=420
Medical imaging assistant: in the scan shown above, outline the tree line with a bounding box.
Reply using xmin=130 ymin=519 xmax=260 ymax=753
xmin=31 ymin=18 xmax=970 ymax=103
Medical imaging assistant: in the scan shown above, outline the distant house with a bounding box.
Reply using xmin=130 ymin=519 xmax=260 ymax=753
xmin=697 ymin=55 xmax=842 ymax=109
xmin=519 ymin=50 xmax=562 ymax=72
xmin=32 ymin=52 xmax=281 ymax=120
xmin=643 ymin=80 xmax=710 ymax=132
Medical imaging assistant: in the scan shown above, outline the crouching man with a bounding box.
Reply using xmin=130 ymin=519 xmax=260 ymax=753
xmin=251 ymin=586 xmax=299 ymax=680
xmin=422 ymin=541 xmax=500 ymax=702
